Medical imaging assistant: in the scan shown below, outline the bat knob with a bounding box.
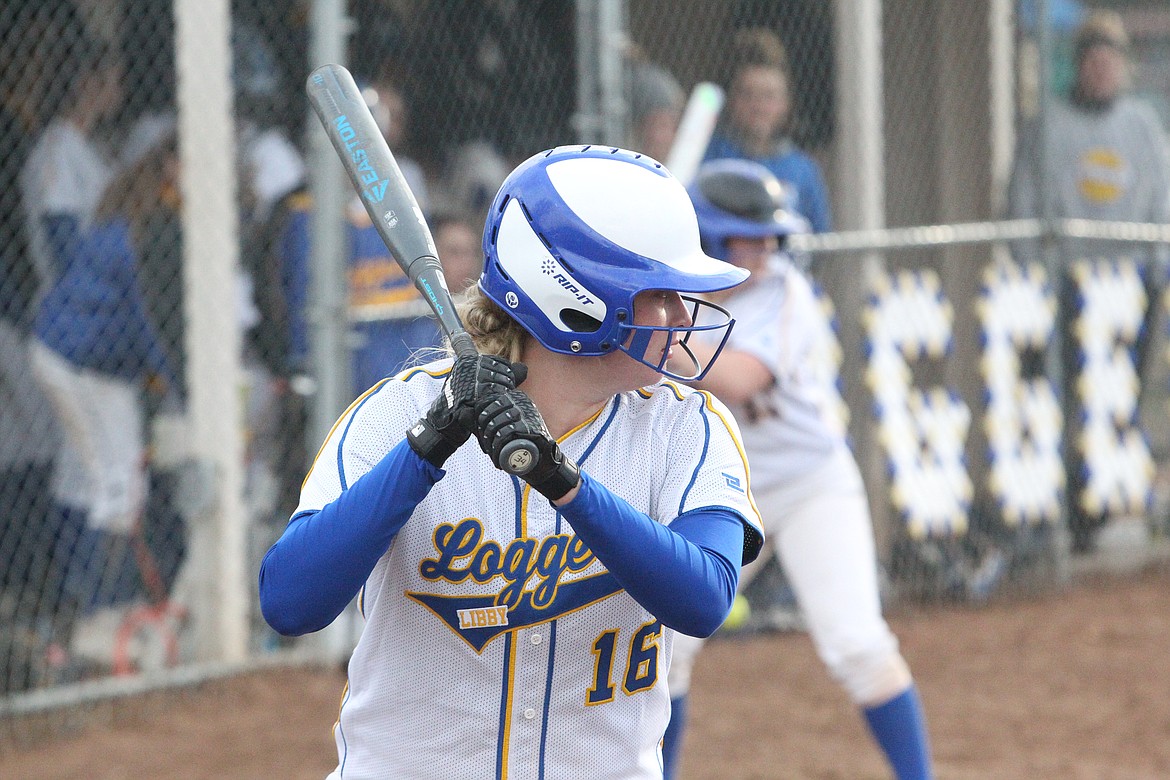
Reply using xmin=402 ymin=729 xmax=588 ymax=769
xmin=499 ymin=439 xmax=539 ymax=476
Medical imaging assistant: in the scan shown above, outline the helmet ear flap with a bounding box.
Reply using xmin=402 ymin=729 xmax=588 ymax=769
xmin=559 ymin=308 xmax=602 ymax=333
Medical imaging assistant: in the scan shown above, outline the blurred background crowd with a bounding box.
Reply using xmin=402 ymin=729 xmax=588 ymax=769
xmin=2 ymin=0 xmax=1170 ymax=699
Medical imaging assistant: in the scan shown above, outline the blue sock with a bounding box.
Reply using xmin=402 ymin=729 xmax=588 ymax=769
xmin=862 ymin=685 xmax=933 ymax=780
xmin=662 ymin=694 xmax=687 ymax=780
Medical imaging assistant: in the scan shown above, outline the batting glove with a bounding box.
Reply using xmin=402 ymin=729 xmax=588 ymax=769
xmin=475 ymin=389 xmax=581 ymax=502
xmin=408 ymin=355 xmax=526 ymax=468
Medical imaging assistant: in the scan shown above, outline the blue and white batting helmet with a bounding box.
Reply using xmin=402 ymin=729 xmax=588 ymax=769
xmin=480 ymin=145 xmax=748 ymax=380
xmin=688 ymin=159 xmax=809 ymax=262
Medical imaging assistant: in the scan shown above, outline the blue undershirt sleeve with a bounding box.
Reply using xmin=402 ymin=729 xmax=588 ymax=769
xmin=555 ymin=471 xmax=744 ymax=637
xmin=259 ymin=439 xmax=443 ymax=636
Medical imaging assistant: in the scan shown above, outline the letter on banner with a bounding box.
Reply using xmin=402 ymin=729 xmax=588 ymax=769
xmin=864 ymin=268 xmax=972 ymax=538
xmin=1069 ymin=257 xmax=1154 ymax=519
xmin=976 ymin=257 xmax=1064 ymax=525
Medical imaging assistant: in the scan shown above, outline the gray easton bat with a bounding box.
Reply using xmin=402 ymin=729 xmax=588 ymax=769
xmin=306 ymin=63 xmax=538 ymax=475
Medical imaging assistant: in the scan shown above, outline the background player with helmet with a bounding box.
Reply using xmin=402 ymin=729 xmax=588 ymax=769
xmin=661 ymin=159 xmax=933 ymax=780
xmin=259 ymin=145 xmax=764 ymax=779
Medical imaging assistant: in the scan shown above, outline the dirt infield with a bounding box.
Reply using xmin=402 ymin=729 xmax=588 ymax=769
xmin=2 ymin=563 xmax=1169 ymax=779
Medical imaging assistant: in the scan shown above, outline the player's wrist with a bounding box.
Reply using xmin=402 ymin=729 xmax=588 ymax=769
xmin=407 ymin=417 xmax=464 ymax=468
xmin=531 ymin=450 xmax=581 ymax=503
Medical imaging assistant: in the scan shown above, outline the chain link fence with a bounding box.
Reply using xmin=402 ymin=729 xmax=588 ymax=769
xmin=2 ymin=0 xmax=1169 ymax=731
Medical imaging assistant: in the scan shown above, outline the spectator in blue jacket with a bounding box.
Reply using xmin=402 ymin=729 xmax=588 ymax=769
xmin=704 ymin=27 xmax=832 ymax=233
xmin=29 ymin=134 xmax=180 ymax=636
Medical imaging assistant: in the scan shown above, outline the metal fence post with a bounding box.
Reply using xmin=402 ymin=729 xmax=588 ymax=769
xmin=174 ymin=0 xmax=248 ymax=663
xmin=575 ymin=0 xmax=629 ymax=147
xmin=1035 ymin=0 xmax=1073 ymax=585
xmin=305 ymin=0 xmax=354 ymax=663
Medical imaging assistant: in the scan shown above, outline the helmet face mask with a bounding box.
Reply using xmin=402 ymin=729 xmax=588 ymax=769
xmin=618 ymin=293 xmax=737 ymax=381
xmin=480 ymin=146 xmax=749 ymax=381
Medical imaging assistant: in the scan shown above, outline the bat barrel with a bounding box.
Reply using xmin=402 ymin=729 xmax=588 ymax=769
xmin=306 ymin=64 xmax=437 ymax=278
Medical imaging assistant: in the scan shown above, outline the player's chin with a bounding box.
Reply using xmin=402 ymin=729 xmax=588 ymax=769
xmin=634 ymin=362 xmax=666 ymax=388
xmin=618 ymin=350 xmax=667 ymax=388
xmin=648 ymin=342 xmax=678 ymax=383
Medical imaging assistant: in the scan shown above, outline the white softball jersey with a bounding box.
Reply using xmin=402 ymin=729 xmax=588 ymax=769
xmin=668 ymin=256 xmax=895 ymax=707
xmin=296 ymin=359 xmax=761 ymax=780
xmin=701 ymin=256 xmax=846 ymax=494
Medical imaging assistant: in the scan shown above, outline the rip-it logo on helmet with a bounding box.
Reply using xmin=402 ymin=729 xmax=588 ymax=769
xmin=541 ymin=257 xmax=597 ymax=306
xmin=487 ymin=196 xmax=610 ymax=335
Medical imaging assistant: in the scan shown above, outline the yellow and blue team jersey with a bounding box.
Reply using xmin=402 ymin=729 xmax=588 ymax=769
xmin=281 ymin=195 xmax=442 ymax=394
xmin=347 ymin=209 xmax=443 ymax=392
xmin=294 ymin=360 xmax=760 ymax=780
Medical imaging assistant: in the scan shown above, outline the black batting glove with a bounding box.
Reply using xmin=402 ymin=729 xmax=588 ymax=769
xmin=408 ymin=355 xmax=526 ymax=468
xmin=475 ymin=389 xmax=581 ymax=502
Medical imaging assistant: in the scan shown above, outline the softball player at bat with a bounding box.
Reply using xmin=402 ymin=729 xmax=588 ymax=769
xmin=661 ymin=159 xmax=933 ymax=780
xmin=260 ymin=146 xmax=764 ymax=780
